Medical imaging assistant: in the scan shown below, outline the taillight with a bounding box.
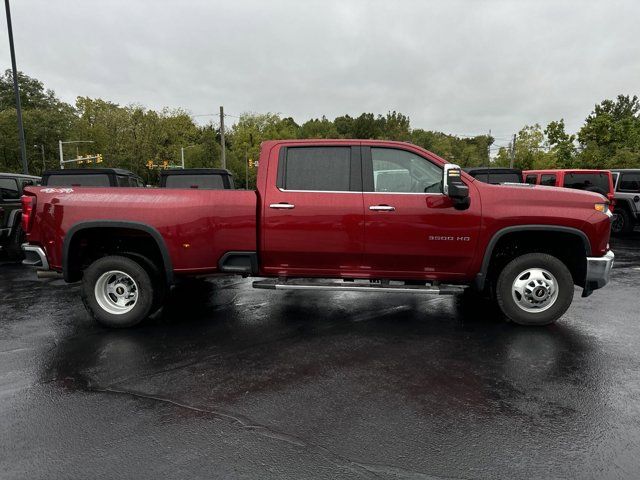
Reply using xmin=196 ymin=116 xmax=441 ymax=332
xmin=21 ymin=195 xmax=36 ymax=233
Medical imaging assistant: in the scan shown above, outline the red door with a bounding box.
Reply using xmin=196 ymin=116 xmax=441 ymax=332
xmin=361 ymin=145 xmax=482 ymax=280
xmin=261 ymin=144 xmax=365 ymax=277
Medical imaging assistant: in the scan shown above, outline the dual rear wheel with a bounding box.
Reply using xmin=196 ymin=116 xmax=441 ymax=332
xmin=81 ymin=255 xmax=161 ymax=328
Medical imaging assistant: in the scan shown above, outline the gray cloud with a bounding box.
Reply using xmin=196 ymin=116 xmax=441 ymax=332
xmin=2 ymin=0 xmax=639 ymax=143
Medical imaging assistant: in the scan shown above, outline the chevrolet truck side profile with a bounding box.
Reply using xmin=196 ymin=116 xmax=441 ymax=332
xmin=21 ymin=140 xmax=614 ymax=328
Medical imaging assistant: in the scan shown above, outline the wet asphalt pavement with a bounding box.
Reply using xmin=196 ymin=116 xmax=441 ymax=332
xmin=1 ymin=234 xmax=640 ymax=479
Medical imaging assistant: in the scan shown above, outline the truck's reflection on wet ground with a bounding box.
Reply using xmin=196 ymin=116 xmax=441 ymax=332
xmin=1 ymin=232 xmax=639 ymax=479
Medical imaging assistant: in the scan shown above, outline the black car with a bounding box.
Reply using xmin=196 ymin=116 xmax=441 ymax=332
xmin=41 ymin=168 xmax=145 ymax=187
xmin=464 ymin=167 xmax=523 ymax=185
xmin=159 ymin=168 xmax=235 ymax=190
xmin=0 ymin=172 xmax=41 ymax=258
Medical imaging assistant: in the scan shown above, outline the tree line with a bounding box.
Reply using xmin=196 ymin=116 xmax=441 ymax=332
xmin=1 ymin=70 xmax=639 ymax=188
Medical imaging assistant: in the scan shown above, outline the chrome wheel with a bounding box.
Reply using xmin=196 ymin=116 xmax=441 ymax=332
xmin=511 ymin=268 xmax=559 ymax=313
xmin=94 ymin=270 xmax=139 ymax=315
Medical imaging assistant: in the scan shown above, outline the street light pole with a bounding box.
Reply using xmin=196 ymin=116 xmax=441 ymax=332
xmin=4 ymin=0 xmax=28 ymax=175
xmin=181 ymin=145 xmax=196 ymax=169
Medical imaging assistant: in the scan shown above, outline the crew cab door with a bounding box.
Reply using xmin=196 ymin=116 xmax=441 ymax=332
xmin=261 ymin=144 xmax=365 ymax=276
xmin=361 ymin=145 xmax=481 ymax=278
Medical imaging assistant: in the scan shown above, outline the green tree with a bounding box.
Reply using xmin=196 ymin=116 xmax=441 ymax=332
xmin=545 ymin=119 xmax=575 ymax=168
xmin=512 ymin=124 xmax=552 ymax=169
xmin=576 ymin=95 xmax=640 ymax=168
xmin=0 ymin=70 xmax=77 ymax=174
xmin=299 ymin=116 xmax=338 ymax=138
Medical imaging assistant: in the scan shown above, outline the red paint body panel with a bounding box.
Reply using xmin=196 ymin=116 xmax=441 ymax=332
xmin=24 ymin=188 xmax=257 ymax=273
xmin=23 ymin=139 xmax=613 ymax=285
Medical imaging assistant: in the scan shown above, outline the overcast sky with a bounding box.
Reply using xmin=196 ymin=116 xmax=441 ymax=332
xmin=1 ymin=0 xmax=639 ymax=146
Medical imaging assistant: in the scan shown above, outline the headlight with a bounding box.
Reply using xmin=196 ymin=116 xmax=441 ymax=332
xmin=595 ymin=203 xmax=612 ymax=217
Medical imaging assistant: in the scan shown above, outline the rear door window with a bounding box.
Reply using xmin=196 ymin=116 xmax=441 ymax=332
xmin=165 ymin=174 xmax=226 ymax=190
xmin=525 ymin=174 xmax=538 ymax=185
xmin=540 ymin=174 xmax=556 ymax=186
xmin=618 ymin=172 xmax=640 ymax=192
xmin=281 ymin=147 xmax=353 ymax=191
xmin=563 ymin=172 xmax=610 ymax=195
xmin=0 ymin=178 xmax=19 ymax=200
xmin=45 ymin=174 xmax=111 ymax=187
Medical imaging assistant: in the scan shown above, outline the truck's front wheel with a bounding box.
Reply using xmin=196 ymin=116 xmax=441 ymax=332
xmin=496 ymin=253 xmax=574 ymax=326
xmin=81 ymin=256 xmax=155 ymax=328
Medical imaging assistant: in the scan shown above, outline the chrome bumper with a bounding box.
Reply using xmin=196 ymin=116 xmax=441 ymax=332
xmin=21 ymin=243 xmax=49 ymax=270
xmin=582 ymin=250 xmax=614 ymax=297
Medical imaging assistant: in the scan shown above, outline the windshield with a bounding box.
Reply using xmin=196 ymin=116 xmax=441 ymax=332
xmin=164 ymin=174 xmax=226 ymax=189
xmin=45 ymin=174 xmax=111 ymax=187
xmin=472 ymin=172 xmax=522 ymax=184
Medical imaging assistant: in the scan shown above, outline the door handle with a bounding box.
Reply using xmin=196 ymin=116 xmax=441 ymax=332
xmin=369 ymin=205 xmax=395 ymax=211
xmin=269 ymin=203 xmax=295 ymax=209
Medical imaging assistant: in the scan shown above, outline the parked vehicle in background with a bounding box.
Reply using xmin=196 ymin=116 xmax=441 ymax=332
xmin=523 ymin=169 xmax=615 ymax=208
xmin=21 ymin=139 xmax=614 ymax=329
xmin=464 ymin=167 xmax=523 ymax=184
xmin=41 ymin=168 xmax=145 ymax=188
xmin=0 ymin=173 xmax=41 ymax=258
xmin=160 ymin=168 xmax=234 ymax=190
xmin=610 ymin=169 xmax=640 ymax=234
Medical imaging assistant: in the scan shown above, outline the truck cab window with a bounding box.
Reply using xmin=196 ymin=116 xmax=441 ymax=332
xmin=525 ymin=174 xmax=538 ymax=185
xmin=283 ymin=147 xmax=351 ymax=191
xmin=371 ymin=148 xmax=442 ymax=193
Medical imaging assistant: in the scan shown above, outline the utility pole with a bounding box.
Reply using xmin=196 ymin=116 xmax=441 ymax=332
xmin=219 ymin=105 xmax=226 ymax=169
xmin=4 ymin=0 xmax=28 ymax=175
xmin=509 ymin=133 xmax=516 ymax=168
xmin=245 ymin=150 xmax=248 ymax=190
xmin=181 ymin=147 xmax=185 ymax=169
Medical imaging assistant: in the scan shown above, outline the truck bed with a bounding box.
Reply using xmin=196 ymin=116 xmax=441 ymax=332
xmin=25 ymin=187 xmax=258 ymax=273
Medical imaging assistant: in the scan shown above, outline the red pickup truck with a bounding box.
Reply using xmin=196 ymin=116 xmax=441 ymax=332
xmin=21 ymin=140 xmax=614 ymax=328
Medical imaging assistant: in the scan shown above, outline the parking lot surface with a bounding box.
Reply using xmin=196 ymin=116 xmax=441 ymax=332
xmin=1 ymin=234 xmax=640 ymax=479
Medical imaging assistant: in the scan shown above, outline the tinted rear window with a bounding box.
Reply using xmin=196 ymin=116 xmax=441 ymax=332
xmin=284 ymin=147 xmax=351 ymax=191
xmin=540 ymin=174 xmax=556 ymax=186
xmin=525 ymin=174 xmax=537 ymax=185
xmin=164 ymin=174 xmax=226 ymax=190
xmin=618 ymin=172 xmax=640 ymax=192
xmin=473 ymin=172 xmax=521 ymax=184
xmin=0 ymin=178 xmax=19 ymax=199
xmin=563 ymin=172 xmax=610 ymax=195
xmin=45 ymin=174 xmax=111 ymax=187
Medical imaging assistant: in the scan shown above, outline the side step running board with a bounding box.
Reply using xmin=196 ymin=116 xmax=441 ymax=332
xmin=252 ymin=279 xmax=466 ymax=295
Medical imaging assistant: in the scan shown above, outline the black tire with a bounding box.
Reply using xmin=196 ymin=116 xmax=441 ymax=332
xmin=495 ymin=253 xmax=574 ymax=326
xmin=5 ymin=224 xmax=24 ymax=259
xmin=120 ymin=252 xmax=166 ymax=314
xmin=611 ymin=208 xmax=633 ymax=235
xmin=81 ymin=255 xmax=155 ymax=328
